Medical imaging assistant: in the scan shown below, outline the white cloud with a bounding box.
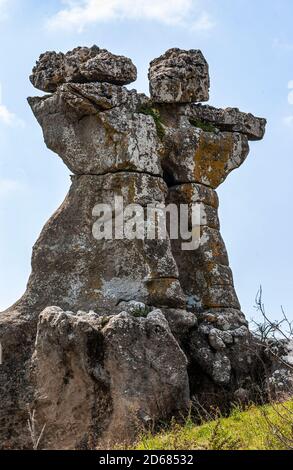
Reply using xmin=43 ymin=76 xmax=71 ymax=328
xmin=191 ymin=11 xmax=215 ymax=32
xmin=283 ymin=116 xmax=293 ymax=128
xmin=0 ymin=104 xmax=17 ymax=125
xmin=47 ymin=0 xmax=215 ymax=33
xmin=0 ymin=83 xmax=23 ymax=127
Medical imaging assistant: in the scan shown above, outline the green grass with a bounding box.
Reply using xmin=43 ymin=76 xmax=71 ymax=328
xmin=133 ymin=400 xmax=293 ymax=450
xmin=131 ymin=305 xmax=152 ymax=318
xmin=189 ymin=118 xmax=218 ymax=133
xmin=138 ymin=105 xmax=165 ymax=140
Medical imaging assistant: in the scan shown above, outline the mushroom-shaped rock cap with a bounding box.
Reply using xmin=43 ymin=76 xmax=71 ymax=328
xmin=149 ymin=48 xmax=210 ymax=104
xmin=30 ymin=45 xmax=137 ymax=92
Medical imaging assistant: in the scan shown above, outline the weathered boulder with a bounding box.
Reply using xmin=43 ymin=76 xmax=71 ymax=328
xmin=188 ymin=315 xmax=251 ymax=387
xmin=189 ymin=330 xmax=232 ymax=385
xmin=28 ymin=85 xmax=162 ymax=176
xmin=31 ymin=307 xmax=111 ymax=450
xmin=162 ymin=122 xmax=249 ymax=188
xmin=102 ymin=309 xmax=190 ymax=442
xmin=162 ymin=308 xmax=197 ymax=340
xmin=262 ymin=339 xmax=293 ymax=399
xmin=149 ymin=48 xmax=210 ymax=104
xmin=0 ymin=309 xmax=35 ymax=449
xmin=30 ymin=46 xmax=137 ymax=92
xmin=19 ymin=173 xmax=185 ymax=314
xmin=31 ymin=307 xmax=190 ymax=449
xmin=184 ymin=104 xmax=267 ymax=141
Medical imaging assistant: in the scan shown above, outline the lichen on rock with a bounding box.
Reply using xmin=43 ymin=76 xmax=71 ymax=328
xmin=149 ymin=48 xmax=210 ymax=104
xmin=30 ymin=46 xmax=137 ymax=92
xmin=0 ymin=45 xmax=273 ymax=450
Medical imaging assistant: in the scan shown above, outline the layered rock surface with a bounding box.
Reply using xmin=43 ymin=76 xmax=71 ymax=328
xmin=0 ymin=46 xmax=269 ymax=449
xmin=162 ymin=123 xmax=249 ymax=188
xmin=30 ymin=46 xmax=137 ymax=92
xmin=149 ymin=48 xmax=210 ymax=103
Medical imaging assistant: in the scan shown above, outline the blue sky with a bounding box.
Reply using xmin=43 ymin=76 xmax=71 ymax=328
xmin=0 ymin=0 xmax=292 ymax=323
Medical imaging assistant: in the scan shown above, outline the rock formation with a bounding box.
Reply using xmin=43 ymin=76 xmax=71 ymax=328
xmin=0 ymin=46 xmax=269 ymax=449
xmin=149 ymin=48 xmax=210 ymax=103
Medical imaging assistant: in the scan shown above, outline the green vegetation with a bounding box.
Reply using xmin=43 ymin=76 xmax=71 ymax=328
xmin=131 ymin=305 xmax=152 ymax=318
xmin=133 ymin=400 xmax=293 ymax=450
xmin=189 ymin=118 xmax=217 ymax=133
xmin=138 ymin=105 xmax=165 ymax=140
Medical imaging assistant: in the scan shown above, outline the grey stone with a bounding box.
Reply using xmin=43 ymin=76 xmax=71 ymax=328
xmin=188 ymin=331 xmax=231 ymax=385
xmin=167 ymin=181 xmax=240 ymax=313
xmin=200 ymin=310 xmax=248 ymax=331
xmin=17 ymin=173 xmax=185 ymax=314
xmin=162 ymin=308 xmax=197 ymax=338
xmin=31 ymin=307 xmax=190 ymax=448
xmin=184 ymin=104 xmax=267 ymax=141
xmin=208 ymin=329 xmax=227 ymax=351
xmin=30 ymin=46 xmax=137 ymax=92
xmin=28 ymin=86 xmax=161 ymax=176
xmin=149 ymin=48 xmax=210 ymax=104
xmin=162 ymin=125 xmax=249 ymax=188
xmin=212 ymin=353 xmax=231 ymax=385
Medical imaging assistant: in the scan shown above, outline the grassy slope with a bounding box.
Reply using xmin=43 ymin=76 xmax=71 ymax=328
xmin=134 ymin=400 xmax=293 ymax=450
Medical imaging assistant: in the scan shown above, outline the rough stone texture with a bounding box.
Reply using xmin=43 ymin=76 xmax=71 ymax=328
xmin=0 ymin=310 xmax=35 ymax=449
xmin=31 ymin=307 xmax=190 ymax=449
xmin=163 ymin=122 xmax=250 ymax=188
xmin=263 ymin=339 xmax=293 ymax=399
xmin=0 ymin=46 xmax=270 ymax=449
xmin=184 ymin=104 xmax=267 ymax=141
xmin=149 ymin=48 xmax=210 ymax=104
xmin=31 ymin=307 xmax=112 ymax=450
xmin=30 ymin=46 xmax=137 ymax=92
xmin=167 ymin=183 xmax=240 ymax=312
xmin=28 ymin=85 xmax=161 ymax=176
xmin=19 ymin=173 xmax=185 ymax=314
xmin=162 ymin=308 xmax=197 ymax=340
xmin=102 ymin=309 xmax=190 ymax=442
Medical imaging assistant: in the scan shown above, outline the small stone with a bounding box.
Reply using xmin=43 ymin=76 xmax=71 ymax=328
xmin=231 ymin=326 xmax=249 ymax=338
xmin=212 ymin=353 xmax=231 ymax=384
xmin=149 ymin=48 xmax=210 ymax=104
xmin=30 ymin=46 xmax=137 ymax=92
xmin=208 ymin=329 xmax=226 ymax=351
xmin=163 ymin=309 xmax=197 ymax=338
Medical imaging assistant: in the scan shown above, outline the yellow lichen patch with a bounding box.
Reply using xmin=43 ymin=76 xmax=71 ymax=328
xmin=193 ymin=133 xmax=234 ymax=188
xmin=87 ymin=273 xmax=103 ymax=292
xmin=145 ymin=278 xmax=182 ymax=306
xmin=127 ymin=175 xmax=137 ymax=204
xmin=200 ymin=228 xmax=229 ymax=266
xmin=98 ymin=113 xmax=127 ymax=150
xmin=169 ymin=183 xmax=219 ymax=210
